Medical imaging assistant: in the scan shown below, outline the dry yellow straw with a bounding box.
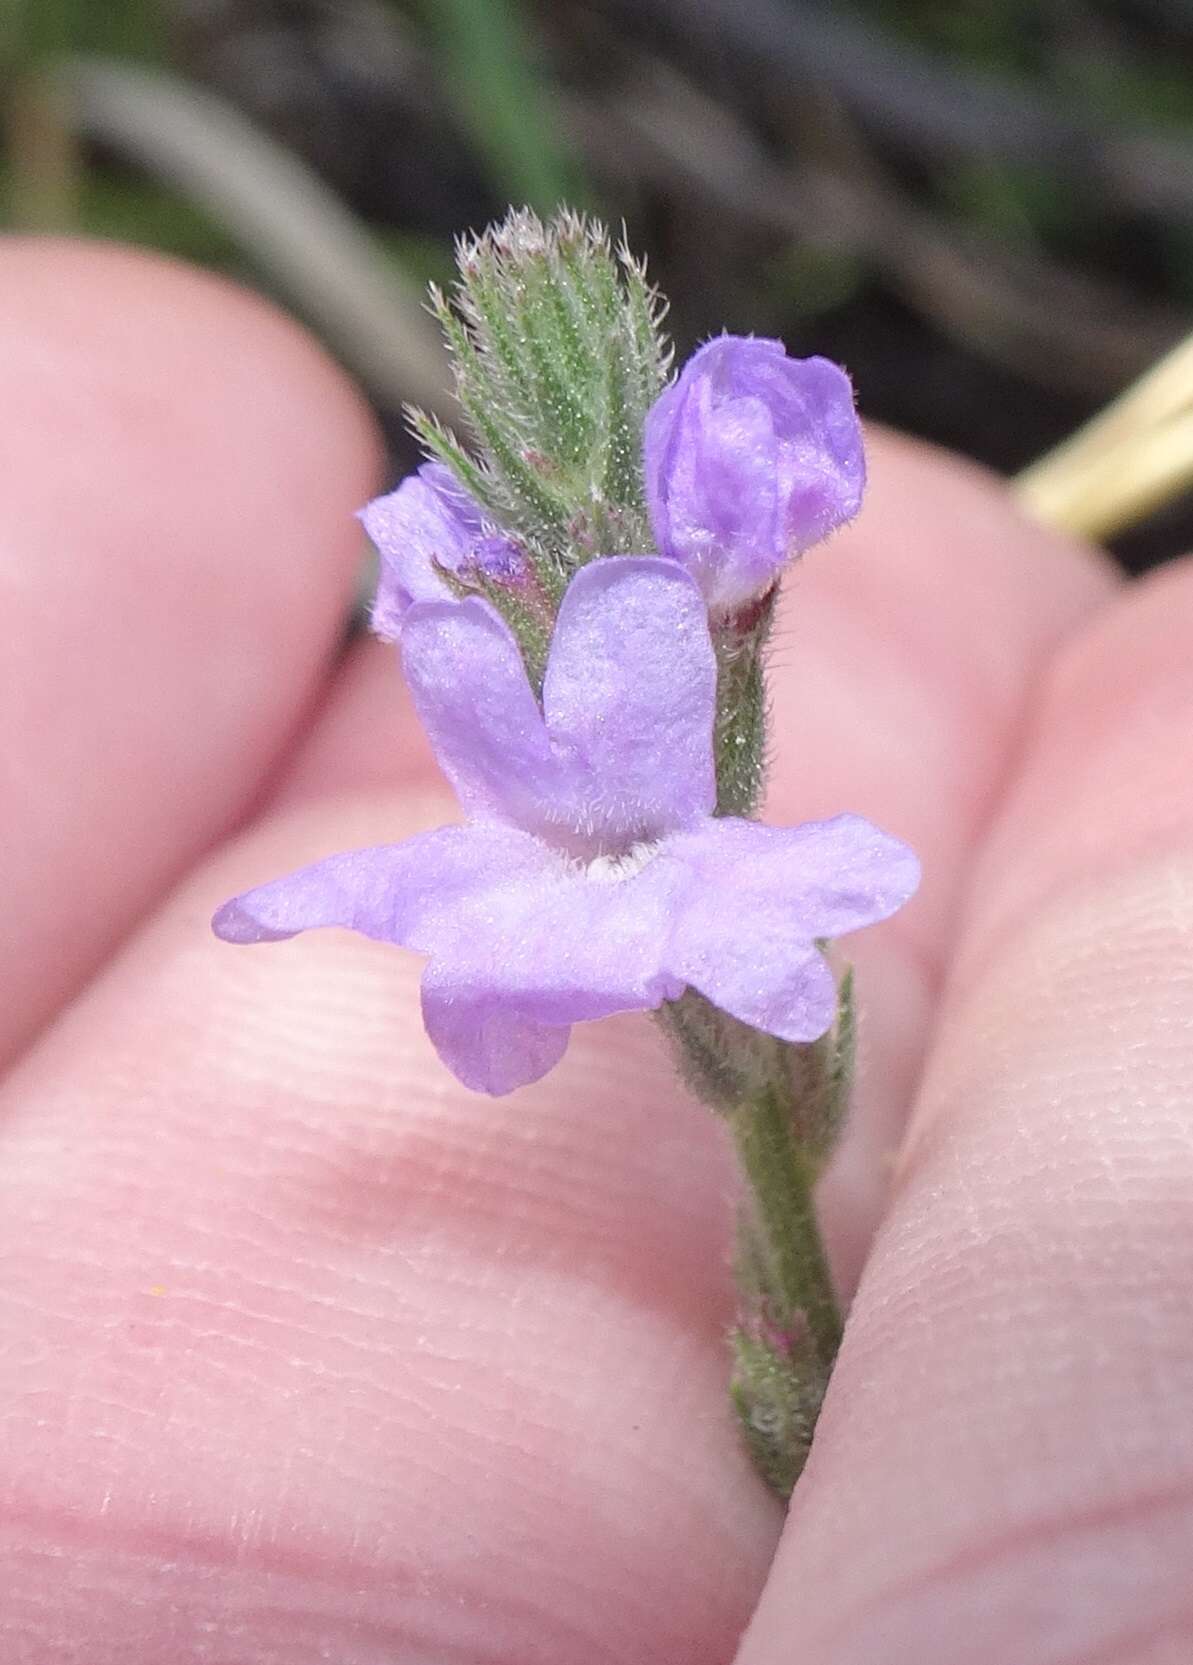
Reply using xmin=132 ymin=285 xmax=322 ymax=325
xmin=1015 ymin=330 xmax=1193 ymax=542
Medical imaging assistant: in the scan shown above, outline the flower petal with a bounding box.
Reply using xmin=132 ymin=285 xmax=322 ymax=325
xmin=399 ymin=597 xmax=561 ymax=828
xmin=682 ymin=933 xmax=838 ymax=1045
xmin=213 ymin=823 xmax=685 ymax=1096
xmin=663 ymin=814 xmax=919 ymax=1042
xmin=542 ymin=558 xmax=717 ymax=840
xmin=431 ymin=852 xmax=683 ymax=1015
xmin=419 ymin=849 xmax=685 ymax=1092
xmin=676 ymin=813 xmax=920 ymax=936
xmin=420 ymin=971 xmax=569 ymax=1096
xmin=361 ymin=463 xmax=526 ymax=640
xmin=644 ymin=335 xmax=864 ymax=612
xmin=215 ymin=824 xmax=574 ymax=1097
xmin=360 ymin=465 xmax=469 ymax=638
xmin=211 ymin=823 xmax=551 ymax=950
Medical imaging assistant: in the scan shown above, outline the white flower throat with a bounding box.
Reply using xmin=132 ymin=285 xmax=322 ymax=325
xmin=583 ymin=841 xmax=662 ymax=884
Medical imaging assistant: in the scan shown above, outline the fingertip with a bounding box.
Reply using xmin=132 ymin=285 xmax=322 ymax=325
xmin=954 ymin=552 xmax=1193 ymax=987
xmin=0 ymin=237 xmax=383 ymax=1062
xmin=737 ymin=545 xmax=1193 ymax=1665
xmin=1 ymin=786 xmax=776 ymax=1663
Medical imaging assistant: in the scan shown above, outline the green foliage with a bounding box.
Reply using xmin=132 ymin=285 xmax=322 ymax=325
xmin=417 ymin=0 xmax=586 ymax=213
xmin=75 ymin=170 xmax=242 ymax=268
xmin=3 ymin=0 xmax=164 ymax=71
xmin=939 ymin=157 xmax=1080 ymax=245
xmin=1060 ymin=53 xmax=1193 ymax=133
xmin=409 ymin=209 xmax=672 ymax=591
xmin=853 ymin=0 xmax=1047 ymax=78
xmin=768 ymin=244 xmax=866 ymax=322
xmin=371 ymin=229 xmax=458 ymax=296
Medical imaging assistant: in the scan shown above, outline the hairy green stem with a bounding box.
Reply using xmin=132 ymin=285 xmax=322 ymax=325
xmin=658 ymin=978 xmax=851 ymax=1495
xmin=726 ymin=1077 xmax=844 ymax=1497
xmin=729 ymin=1085 xmax=842 ymax=1369
xmin=713 ymin=592 xmax=775 ymax=818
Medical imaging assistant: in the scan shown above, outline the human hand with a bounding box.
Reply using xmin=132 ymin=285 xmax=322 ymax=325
xmin=3 ymin=239 xmax=1190 ymax=1664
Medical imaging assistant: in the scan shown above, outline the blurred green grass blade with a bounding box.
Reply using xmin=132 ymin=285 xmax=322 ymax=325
xmin=89 ymin=0 xmax=165 ymax=64
xmin=2 ymin=0 xmax=83 ymax=68
xmin=420 ymin=0 xmax=587 ymax=212
xmin=3 ymin=0 xmax=164 ymax=69
xmin=3 ymin=0 xmax=167 ymax=233
xmin=3 ymin=0 xmax=88 ymax=229
xmin=75 ymin=169 xmax=242 ymax=267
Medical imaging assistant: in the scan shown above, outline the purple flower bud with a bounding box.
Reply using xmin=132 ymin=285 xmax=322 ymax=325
xmin=360 ymin=462 xmax=527 ymax=640
xmin=644 ymin=335 xmax=865 ymax=613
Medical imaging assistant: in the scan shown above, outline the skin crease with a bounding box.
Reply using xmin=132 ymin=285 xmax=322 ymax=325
xmin=2 ymin=240 xmax=1192 ymax=1663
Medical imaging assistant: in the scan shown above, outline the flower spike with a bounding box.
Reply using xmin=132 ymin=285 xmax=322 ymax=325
xmin=213 ymin=208 xmax=920 ymax=1497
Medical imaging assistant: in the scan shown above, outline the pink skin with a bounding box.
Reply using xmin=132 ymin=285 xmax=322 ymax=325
xmin=2 ymin=239 xmax=1192 ymax=1663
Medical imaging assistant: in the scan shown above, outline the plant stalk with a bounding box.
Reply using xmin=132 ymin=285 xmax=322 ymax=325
xmin=729 ymin=1083 xmax=843 ymax=1371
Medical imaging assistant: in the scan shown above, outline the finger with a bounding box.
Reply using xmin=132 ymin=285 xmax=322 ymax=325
xmin=766 ymin=432 xmax=1114 ymax=1280
xmin=0 ymin=238 xmax=381 ymax=1067
xmin=267 ymin=636 xmax=438 ymax=811
xmin=736 ymin=557 xmax=1193 ymax=1664
xmin=0 ymin=441 xmax=1115 ymax=1658
xmin=265 ymin=433 xmax=1118 ymax=1286
xmin=0 ymin=795 xmax=778 ymax=1664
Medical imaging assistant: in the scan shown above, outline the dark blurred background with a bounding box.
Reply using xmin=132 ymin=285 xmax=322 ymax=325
xmin=4 ymin=0 xmax=1193 ymax=569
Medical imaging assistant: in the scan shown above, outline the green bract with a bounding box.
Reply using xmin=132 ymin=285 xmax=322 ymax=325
xmin=408 ymin=209 xmax=671 ymax=593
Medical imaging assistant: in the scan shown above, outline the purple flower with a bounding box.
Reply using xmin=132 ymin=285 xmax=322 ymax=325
xmin=644 ymin=335 xmax=865 ymax=613
xmin=213 ymin=560 xmax=917 ymax=1095
xmin=360 ymin=461 xmax=526 ymax=640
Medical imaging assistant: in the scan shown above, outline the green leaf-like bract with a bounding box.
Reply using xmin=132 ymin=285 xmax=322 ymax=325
xmin=408 ymin=209 xmax=672 ymax=590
